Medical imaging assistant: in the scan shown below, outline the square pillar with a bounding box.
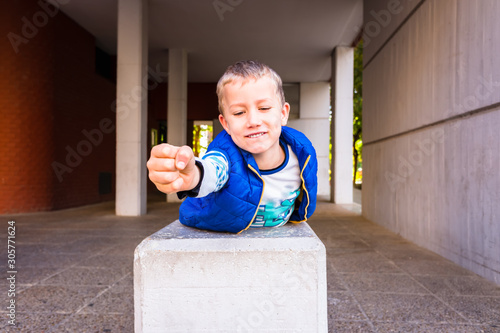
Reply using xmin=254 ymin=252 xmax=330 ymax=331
xmin=331 ymin=46 xmax=354 ymax=204
xmin=115 ymin=0 xmax=148 ymax=216
xmin=166 ymin=49 xmax=188 ymax=202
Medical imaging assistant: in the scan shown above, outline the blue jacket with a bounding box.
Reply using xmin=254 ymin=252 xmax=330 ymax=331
xmin=179 ymin=126 xmax=318 ymax=233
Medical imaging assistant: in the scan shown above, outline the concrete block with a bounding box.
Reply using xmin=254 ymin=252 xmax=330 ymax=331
xmin=134 ymin=221 xmax=327 ymax=332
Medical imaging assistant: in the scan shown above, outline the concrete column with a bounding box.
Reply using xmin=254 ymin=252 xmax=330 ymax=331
xmin=288 ymin=83 xmax=331 ymax=200
xmin=115 ymin=0 xmax=148 ymax=216
xmin=330 ymin=46 xmax=354 ymax=204
xmin=166 ymin=49 xmax=188 ymax=202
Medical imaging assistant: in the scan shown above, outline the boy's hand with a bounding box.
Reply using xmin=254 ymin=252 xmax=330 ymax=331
xmin=147 ymin=144 xmax=200 ymax=194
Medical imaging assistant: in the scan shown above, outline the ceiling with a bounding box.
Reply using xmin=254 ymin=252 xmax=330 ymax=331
xmin=56 ymin=0 xmax=363 ymax=82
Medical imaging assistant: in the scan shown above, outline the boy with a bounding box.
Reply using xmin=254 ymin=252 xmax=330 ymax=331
xmin=147 ymin=60 xmax=317 ymax=233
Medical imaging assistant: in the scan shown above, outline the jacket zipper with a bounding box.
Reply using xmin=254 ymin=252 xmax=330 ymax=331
xmin=290 ymin=155 xmax=311 ymax=224
xmin=237 ymin=164 xmax=265 ymax=234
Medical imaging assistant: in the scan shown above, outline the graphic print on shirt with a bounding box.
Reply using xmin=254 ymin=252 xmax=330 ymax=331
xmin=251 ymin=189 xmax=301 ymax=227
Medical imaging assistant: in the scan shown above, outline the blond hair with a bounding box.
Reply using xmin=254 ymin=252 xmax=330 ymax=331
xmin=216 ymin=60 xmax=285 ymax=114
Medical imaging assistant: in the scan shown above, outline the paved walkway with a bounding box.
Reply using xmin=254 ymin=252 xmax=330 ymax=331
xmin=1 ymin=198 xmax=499 ymax=332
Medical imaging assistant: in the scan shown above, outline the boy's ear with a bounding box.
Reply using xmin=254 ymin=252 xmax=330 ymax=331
xmin=281 ymin=102 xmax=290 ymax=126
xmin=218 ymin=114 xmax=230 ymax=133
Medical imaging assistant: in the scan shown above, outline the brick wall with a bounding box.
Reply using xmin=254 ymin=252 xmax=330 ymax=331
xmin=0 ymin=1 xmax=56 ymax=213
xmin=0 ymin=1 xmax=116 ymax=213
xmin=51 ymin=12 xmax=116 ymax=210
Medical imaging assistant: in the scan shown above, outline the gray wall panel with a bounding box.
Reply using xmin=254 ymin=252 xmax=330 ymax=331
xmin=363 ymin=0 xmax=500 ymax=283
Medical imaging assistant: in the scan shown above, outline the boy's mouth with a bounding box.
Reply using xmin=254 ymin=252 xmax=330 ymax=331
xmin=246 ymin=132 xmax=266 ymax=138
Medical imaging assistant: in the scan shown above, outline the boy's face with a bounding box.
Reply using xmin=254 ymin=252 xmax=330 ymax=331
xmin=219 ymin=76 xmax=290 ymax=161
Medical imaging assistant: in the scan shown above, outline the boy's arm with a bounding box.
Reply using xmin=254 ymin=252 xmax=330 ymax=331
xmin=195 ymin=151 xmax=229 ymax=197
xmin=147 ymin=144 xmax=200 ymax=194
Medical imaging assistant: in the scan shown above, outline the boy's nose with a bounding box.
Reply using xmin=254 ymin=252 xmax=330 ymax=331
xmin=247 ymin=110 xmax=262 ymax=127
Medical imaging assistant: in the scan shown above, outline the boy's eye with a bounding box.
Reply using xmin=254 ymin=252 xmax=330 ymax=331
xmin=259 ymin=107 xmax=271 ymax=111
xmin=233 ymin=111 xmax=244 ymax=116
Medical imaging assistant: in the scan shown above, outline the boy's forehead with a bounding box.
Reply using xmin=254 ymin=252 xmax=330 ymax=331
xmin=226 ymin=75 xmax=269 ymax=87
xmin=223 ymin=75 xmax=275 ymax=94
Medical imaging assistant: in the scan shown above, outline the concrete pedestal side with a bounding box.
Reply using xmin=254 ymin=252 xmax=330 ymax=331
xmin=134 ymin=221 xmax=327 ymax=332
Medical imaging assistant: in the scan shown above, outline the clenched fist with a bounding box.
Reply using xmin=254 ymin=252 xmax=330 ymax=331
xmin=147 ymin=144 xmax=200 ymax=194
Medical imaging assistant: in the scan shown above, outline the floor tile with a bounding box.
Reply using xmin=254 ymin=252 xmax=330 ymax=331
xmin=414 ymin=275 xmax=500 ymax=297
xmin=341 ymin=273 xmax=429 ymax=294
xmin=441 ymin=295 xmax=500 ymax=325
xmin=323 ymin=234 xmax=371 ymax=249
xmin=0 ymin=313 xmax=70 ymax=332
xmin=79 ymin=291 xmax=133 ymax=315
xmin=15 ymin=252 xmax=84 ymax=268
xmin=328 ymin=320 xmax=376 ymax=333
xmin=372 ymin=322 xmax=498 ymax=333
xmin=50 ymin=313 xmax=133 ymax=333
xmin=328 ymin=291 xmax=366 ymax=321
xmin=330 ymin=252 xmax=402 ymax=274
xmin=393 ymin=258 xmax=475 ymax=276
xmin=376 ymin=246 xmax=444 ymax=261
xmin=107 ymin=274 xmax=133 ymax=294
xmin=77 ymin=254 xmax=133 ymax=269
xmin=40 ymin=267 xmax=129 ymax=287
xmin=15 ymin=285 xmax=106 ymax=313
xmin=327 ymin=270 xmax=347 ymax=292
xmin=355 ymin=293 xmax=467 ymax=323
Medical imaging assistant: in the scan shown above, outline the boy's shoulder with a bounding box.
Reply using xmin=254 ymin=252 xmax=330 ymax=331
xmin=281 ymin=126 xmax=310 ymax=144
xmin=281 ymin=126 xmax=315 ymax=154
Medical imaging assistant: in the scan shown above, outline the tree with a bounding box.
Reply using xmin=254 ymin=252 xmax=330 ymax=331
xmin=353 ymin=40 xmax=363 ymax=186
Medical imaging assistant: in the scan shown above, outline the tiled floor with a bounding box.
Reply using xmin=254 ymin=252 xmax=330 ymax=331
xmin=1 ymin=198 xmax=499 ymax=332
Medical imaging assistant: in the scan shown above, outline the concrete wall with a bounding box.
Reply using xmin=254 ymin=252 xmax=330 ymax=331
xmin=288 ymin=82 xmax=331 ymax=198
xmin=362 ymin=0 xmax=500 ymax=283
